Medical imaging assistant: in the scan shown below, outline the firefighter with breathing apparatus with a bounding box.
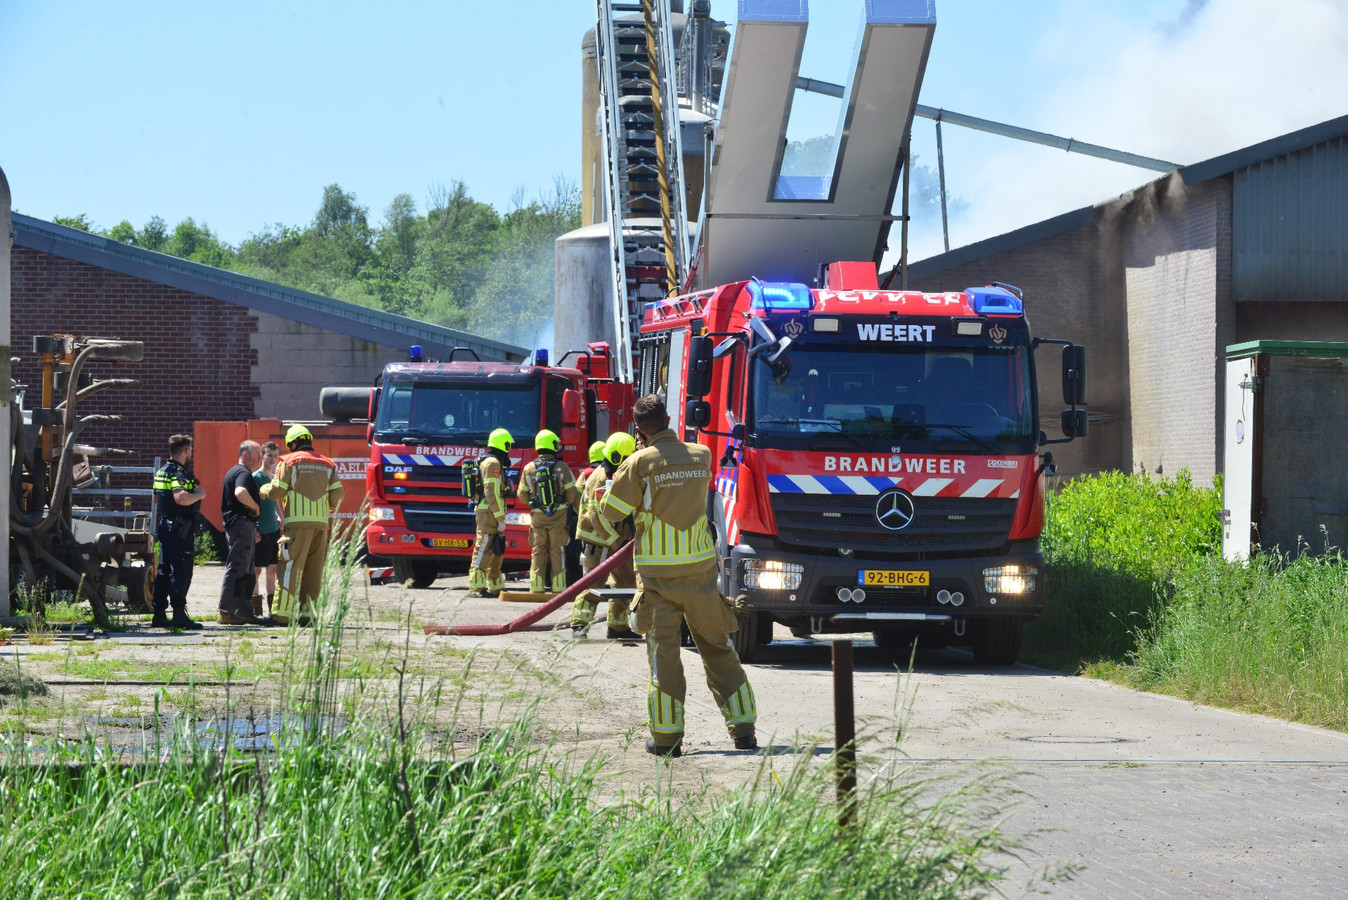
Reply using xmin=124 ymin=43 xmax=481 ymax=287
xmin=464 ymin=427 xmax=514 ymax=598
xmin=515 ymin=429 xmax=580 ymax=593
xmin=571 ymin=431 xmax=639 ymax=639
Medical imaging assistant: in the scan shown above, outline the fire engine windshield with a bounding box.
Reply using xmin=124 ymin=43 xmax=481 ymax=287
xmin=749 ymin=344 xmax=1036 ymax=454
xmin=375 ymin=380 xmax=541 ymax=446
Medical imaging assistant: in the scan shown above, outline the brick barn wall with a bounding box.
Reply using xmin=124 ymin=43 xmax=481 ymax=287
xmin=11 ymin=246 xmax=406 ymax=479
xmin=1118 ymin=175 xmax=1224 ymax=485
xmin=907 ymin=219 xmax=1128 ymax=481
xmin=11 ymin=245 xmax=257 ymax=470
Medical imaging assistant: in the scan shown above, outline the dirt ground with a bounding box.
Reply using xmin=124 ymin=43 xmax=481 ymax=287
xmin=6 ymin=561 xmax=1348 ymax=897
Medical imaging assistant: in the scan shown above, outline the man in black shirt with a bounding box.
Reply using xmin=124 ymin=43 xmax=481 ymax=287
xmin=219 ymin=440 xmax=264 ymax=625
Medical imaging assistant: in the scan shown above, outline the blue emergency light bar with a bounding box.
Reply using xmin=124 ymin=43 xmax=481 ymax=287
xmin=535 ymin=348 xmax=549 ymax=366
xmin=965 ymin=287 xmax=1024 ymax=316
xmin=409 ymin=345 xmax=423 ymax=362
xmin=748 ymin=278 xmax=814 ymax=311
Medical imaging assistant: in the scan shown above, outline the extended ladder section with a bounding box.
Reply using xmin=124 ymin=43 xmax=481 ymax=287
xmin=593 ymin=0 xmax=690 ymax=382
xmin=694 ymin=0 xmax=936 ymax=289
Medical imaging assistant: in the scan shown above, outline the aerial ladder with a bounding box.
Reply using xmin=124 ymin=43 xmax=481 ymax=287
xmin=592 ymin=0 xmax=691 ymax=382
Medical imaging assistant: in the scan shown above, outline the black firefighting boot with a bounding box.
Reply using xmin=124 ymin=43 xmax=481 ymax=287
xmin=169 ymin=605 xmax=204 ymax=631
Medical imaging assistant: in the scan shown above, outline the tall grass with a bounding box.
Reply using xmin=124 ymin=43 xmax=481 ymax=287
xmin=1126 ymin=550 xmax=1348 ymax=730
xmin=1025 ymin=469 xmax=1222 ymax=670
xmin=0 ymin=534 xmax=1029 ymax=898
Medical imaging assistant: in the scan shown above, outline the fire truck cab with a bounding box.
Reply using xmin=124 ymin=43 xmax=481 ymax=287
xmin=639 ymin=261 xmax=1086 ymax=664
xmin=365 ymin=344 xmax=633 ymax=587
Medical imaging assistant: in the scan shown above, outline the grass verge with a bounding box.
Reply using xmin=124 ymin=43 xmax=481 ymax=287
xmin=0 ymin=535 xmax=1039 ymax=898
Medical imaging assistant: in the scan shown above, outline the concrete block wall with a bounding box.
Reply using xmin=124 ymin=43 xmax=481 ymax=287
xmin=908 ymin=219 xmax=1128 ymax=480
xmin=250 ymin=311 xmax=394 ymax=419
xmin=1117 ymin=175 xmax=1225 ymax=485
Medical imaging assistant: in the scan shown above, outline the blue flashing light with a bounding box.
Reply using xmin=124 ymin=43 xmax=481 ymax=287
xmin=535 ymin=348 xmax=549 ymax=366
xmin=966 ymin=287 xmax=1024 ymax=316
xmin=408 ymin=345 xmax=423 ymax=362
xmin=748 ymin=278 xmax=814 ymax=311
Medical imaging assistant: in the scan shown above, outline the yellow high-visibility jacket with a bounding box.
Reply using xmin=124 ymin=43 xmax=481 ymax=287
xmin=262 ymin=448 xmax=343 ymax=526
xmin=601 ymin=429 xmax=716 ymax=571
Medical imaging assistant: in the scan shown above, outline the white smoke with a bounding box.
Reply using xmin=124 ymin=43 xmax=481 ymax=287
xmin=906 ymin=0 xmax=1348 ymax=262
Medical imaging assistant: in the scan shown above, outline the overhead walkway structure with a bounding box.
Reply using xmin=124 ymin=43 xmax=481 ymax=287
xmin=693 ymin=0 xmax=936 ymax=290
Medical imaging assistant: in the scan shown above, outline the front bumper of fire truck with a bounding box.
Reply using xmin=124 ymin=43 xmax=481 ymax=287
xmin=366 ymin=505 xmax=533 ymax=560
xmin=723 ymin=535 xmax=1044 ymax=631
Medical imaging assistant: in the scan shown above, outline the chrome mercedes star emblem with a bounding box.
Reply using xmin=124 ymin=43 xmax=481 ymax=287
xmin=875 ymin=489 xmax=916 ymax=531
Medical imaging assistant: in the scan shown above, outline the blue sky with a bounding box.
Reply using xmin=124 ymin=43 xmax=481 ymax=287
xmin=3 ymin=0 xmax=1345 ymax=262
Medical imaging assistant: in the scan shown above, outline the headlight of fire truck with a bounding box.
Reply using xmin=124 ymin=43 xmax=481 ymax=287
xmin=983 ymin=565 xmax=1038 ymax=595
xmin=742 ymin=559 xmax=804 ymax=591
xmin=368 ymin=505 xmax=395 ymax=522
xmin=504 ymin=512 xmax=531 ymax=526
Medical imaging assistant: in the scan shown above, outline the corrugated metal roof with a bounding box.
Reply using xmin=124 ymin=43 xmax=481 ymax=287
xmin=1232 ymin=135 xmax=1347 ymax=301
xmin=12 ymin=214 xmax=528 ymax=362
xmin=1181 ymin=114 xmax=1348 ymax=186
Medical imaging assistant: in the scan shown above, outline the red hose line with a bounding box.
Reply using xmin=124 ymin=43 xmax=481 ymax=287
xmin=424 ymin=541 xmax=634 ymax=636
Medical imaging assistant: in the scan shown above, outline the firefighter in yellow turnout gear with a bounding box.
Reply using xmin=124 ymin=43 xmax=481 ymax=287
xmin=261 ymin=424 xmax=344 ymax=625
xmin=571 ymin=432 xmax=639 ymax=639
xmin=516 ymin=429 xmax=579 ymax=593
xmin=602 ymin=395 xmax=758 ymax=757
xmin=468 ymin=428 xmax=513 ymax=598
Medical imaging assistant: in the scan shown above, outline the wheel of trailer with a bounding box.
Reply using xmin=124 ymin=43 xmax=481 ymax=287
xmin=971 ymin=618 xmax=1024 ymax=666
xmin=393 ymin=558 xmax=438 ymax=589
xmin=123 ymin=560 xmax=154 ymax=614
xmin=731 ymin=607 xmax=760 ymax=662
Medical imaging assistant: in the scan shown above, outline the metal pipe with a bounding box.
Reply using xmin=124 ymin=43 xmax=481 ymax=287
xmin=832 ymin=639 xmax=857 ymax=830
xmin=936 ymin=117 xmax=949 ymax=252
xmin=794 ymin=77 xmax=1178 ymax=172
xmin=425 ymin=541 xmax=634 ymax=636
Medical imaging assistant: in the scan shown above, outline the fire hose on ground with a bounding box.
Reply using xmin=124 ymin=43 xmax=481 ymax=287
xmin=424 ymin=541 xmax=633 ymax=636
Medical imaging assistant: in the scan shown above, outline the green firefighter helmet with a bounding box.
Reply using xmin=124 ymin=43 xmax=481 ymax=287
xmin=534 ymin=429 xmax=561 ymax=454
xmin=487 ymin=428 xmax=514 ymax=453
xmin=604 ymin=431 xmax=637 ymax=466
xmin=284 ymin=423 xmax=313 ymax=446
xmin=588 ymin=440 xmax=606 ymax=464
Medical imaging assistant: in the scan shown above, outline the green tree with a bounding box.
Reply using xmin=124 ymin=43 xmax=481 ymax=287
xmin=468 ymin=178 xmax=580 ymax=346
xmin=140 ymin=216 xmax=168 ymax=252
xmin=52 ymin=214 xmax=94 ymax=232
xmin=106 ymin=220 xmax=138 ymax=244
xmin=165 ymin=217 xmax=234 ymax=268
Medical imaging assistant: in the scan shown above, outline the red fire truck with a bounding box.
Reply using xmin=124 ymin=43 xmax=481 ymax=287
xmin=639 ymin=261 xmax=1086 ymax=665
xmin=364 ymin=343 xmax=634 ymax=587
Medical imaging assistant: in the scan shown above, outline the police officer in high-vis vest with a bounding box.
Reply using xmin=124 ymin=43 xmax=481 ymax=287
xmin=468 ymin=428 xmax=513 ymax=598
xmin=516 ymin=429 xmax=579 ymax=594
xmin=602 ymin=395 xmax=758 ymax=757
xmin=151 ymin=433 xmax=206 ymax=630
xmin=571 ymin=431 xmax=638 ymax=639
xmin=261 ymin=424 xmax=344 ymax=625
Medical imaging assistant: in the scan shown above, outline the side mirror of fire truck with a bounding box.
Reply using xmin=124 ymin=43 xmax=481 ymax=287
xmin=1061 ymin=409 xmax=1088 ymax=439
xmin=1062 ymin=345 xmax=1087 ymax=406
xmin=561 ymin=388 xmax=583 ymax=444
xmin=686 ymin=399 xmax=712 ymax=430
xmin=687 ymin=336 xmax=714 ymax=399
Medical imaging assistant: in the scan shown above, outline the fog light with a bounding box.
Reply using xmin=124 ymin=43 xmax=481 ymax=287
xmin=369 ymin=506 xmax=395 ymax=522
xmin=504 ymin=512 xmax=531 ymax=526
xmin=983 ymin=565 xmax=1037 ymax=595
xmin=837 ymin=587 xmax=854 ymax=602
xmin=936 ymin=589 xmax=951 ymax=604
xmin=743 ymin=559 xmax=804 ymax=591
